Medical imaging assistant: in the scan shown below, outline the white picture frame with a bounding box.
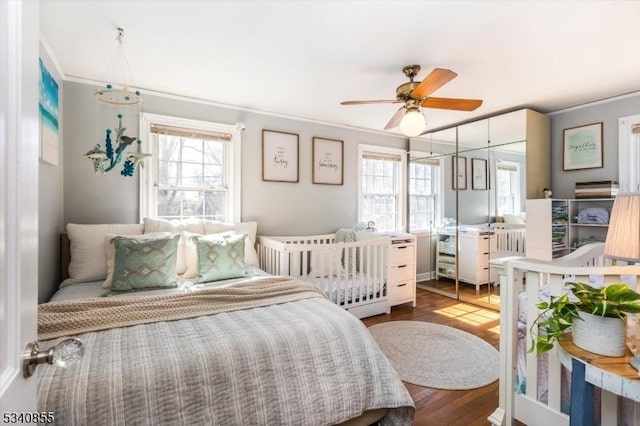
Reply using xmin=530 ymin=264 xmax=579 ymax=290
xmin=312 ymin=137 xmax=343 ymax=185
xmin=262 ymin=129 xmax=299 ymax=182
xmin=563 ymin=122 xmax=603 ymax=171
xmin=452 ymin=156 xmax=467 ymax=190
xmin=471 ymin=158 xmax=487 ymax=190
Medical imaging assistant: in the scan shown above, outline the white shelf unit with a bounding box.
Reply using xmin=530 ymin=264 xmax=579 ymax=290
xmin=567 ymin=198 xmax=614 ymax=250
xmin=387 ymin=235 xmax=417 ymax=308
xmin=526 ymin=199 xmax=569 ymax=260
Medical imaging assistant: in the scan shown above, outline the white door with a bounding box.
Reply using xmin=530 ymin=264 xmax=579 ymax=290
xmin=0 ymin=0 xmax=40 ymax=414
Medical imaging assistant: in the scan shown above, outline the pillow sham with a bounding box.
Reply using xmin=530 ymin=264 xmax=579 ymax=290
xmin=103 ymin=232 xmax=172 ymax=289
xmin=62 ymin=223 xmax=144 ymax=287
xmin=110 ymin=235 xmax=180 ymax=292
xmin=190 ymin=233 xmax=247 ymax=283
xmin=183 ymin=231 xmax=259 ymax=278
xmin=143 ymin=217 xmax=207 ymax=274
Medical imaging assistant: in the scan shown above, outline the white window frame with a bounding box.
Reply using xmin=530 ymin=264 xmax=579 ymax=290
xmin=618 ymin=114 xmax=640 ymax=193
xmin=139 ymin=112 xmax=242 ymax=222
xmin=357 ymin=144 xmax=407 ymax=232
xmin=495 ymin=160 xmax=521 ymax=216
xmin=408 ymin=156 xmax=442 ymax=234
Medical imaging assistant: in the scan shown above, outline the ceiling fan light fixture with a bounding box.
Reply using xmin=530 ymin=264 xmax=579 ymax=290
xmin=400 ymin=108 xmax=426 ymax=137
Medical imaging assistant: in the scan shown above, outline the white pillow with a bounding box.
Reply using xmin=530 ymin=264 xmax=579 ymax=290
xmin=309 ymin=249 xmax=344 ymax=278
xmin=143 ymin=218 xmax=208 ymax=274
xmin=103 ymin=232 xmax=172 ymax=289
xmin=182 ymin=231 xmax=259 ymax=279
xmin=203 ymin=221 xmax=258 ymax=244
xmin=503 ymin=214 xmax=525 ymax=225
xmin=143 ymin=217 xmax=205 ymax=235
xmin=62 ymin=223 xmax=144 ymax=287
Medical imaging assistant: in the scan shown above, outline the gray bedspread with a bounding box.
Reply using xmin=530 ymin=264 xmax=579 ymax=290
xmin=38 ymin=295 xmax=414 ymax=425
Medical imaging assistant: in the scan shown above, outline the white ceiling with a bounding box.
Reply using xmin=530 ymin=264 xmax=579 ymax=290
xmin=40 ymin=1 xmax=640 ymax=135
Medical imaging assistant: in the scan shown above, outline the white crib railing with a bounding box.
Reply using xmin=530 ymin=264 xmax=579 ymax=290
xmin=257 ymin=234 xmax=390 ymax=319
xmin=490 ymin=243 xmax=640 ymax=426
xmin=491 ymin=224 xmax=526 ymax=258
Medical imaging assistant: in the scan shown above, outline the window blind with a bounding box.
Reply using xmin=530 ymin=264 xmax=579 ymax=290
xmin=497 ymin=163 xmax=518 ymax=172
xmin=150 ymin=123 xmax=232 ymax=142
xmin=410 ymin=157 xmax=439 ymax=166
xmin=362 ymin=151 xmax=402 ymax=162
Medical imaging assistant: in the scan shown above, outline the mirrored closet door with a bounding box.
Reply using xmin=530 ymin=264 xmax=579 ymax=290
xmin=410 ymin=108 xmax=549 ymax=311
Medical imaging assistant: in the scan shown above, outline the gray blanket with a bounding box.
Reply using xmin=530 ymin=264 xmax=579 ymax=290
xmin=38 ymin=296 xmax=414 ymax=425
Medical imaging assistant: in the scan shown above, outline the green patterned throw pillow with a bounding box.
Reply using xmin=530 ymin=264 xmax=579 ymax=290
xmin=193 ymin=233 xmax=247 ymax=283
xmin=111 ymin=235 xmax=180 ymax=292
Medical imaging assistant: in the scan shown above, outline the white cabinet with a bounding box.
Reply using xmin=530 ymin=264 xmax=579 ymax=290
xmin=458 ymin=234 xmax=493 ymax=289
xmin=436 ymin=230 xmax=496 ymax=292
xmin=526 ymin=199 xmax=569 ymax=260
xmin=527 ymin=198 xmax=614 ymax=260
xmin=387 ymin=235 xmax=416 ymax=308
xmin=567 ymin=198 xmax=614 ymax=249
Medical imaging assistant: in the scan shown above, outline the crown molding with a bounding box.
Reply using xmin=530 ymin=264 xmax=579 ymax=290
xmin=38 ymin=33 xmax=65 ymax=80
xmin=548 ymin=90 xmax=640 ymax=115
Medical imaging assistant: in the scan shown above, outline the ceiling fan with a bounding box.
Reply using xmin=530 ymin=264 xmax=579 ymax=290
xmin=340 ymin=65 xmax=483 ymax=137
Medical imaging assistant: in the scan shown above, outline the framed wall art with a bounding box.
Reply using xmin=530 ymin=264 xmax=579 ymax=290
xmin=312 ymin=137 xmax=343 ymax=185
xmin=39 ymin=58 xmax=59 ymax=166
xmin=452 ymin=155 xmax=467 ymax=190
xmin=262 ymin=129 xmax=299 ymax=182
xmin=563 ymin=122 xmax=603 ymax=171
xmin=471 ymin=158 xmax=488 ymax=190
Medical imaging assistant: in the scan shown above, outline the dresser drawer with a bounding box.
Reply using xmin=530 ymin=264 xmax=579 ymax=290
xmin=389 ymin=263 xmax=415 ymax=283
xmin=389 ymin=280 xmax=414 ymax=304
xmin=389 ymin=244 xmax=415 ymax=266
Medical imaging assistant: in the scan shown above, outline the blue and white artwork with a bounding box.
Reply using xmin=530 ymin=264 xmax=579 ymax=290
xmin=39 ymin=58 xmax=59 ymax=166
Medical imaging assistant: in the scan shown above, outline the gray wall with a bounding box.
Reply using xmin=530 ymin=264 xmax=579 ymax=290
xmin=550 ymin=94 xmax=640 ymax=197
xmin=38 ymin=45 xmax=64 ymax=303
xmin=63 ymin=80 xmax=407 ymax=236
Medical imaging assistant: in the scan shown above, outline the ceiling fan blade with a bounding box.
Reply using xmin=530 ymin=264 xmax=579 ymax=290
xmin=412 ymin=68 xmax=458 ymax=98
xmin=421 ymin=97 xmax=483 ymax=111
xmin=384 ymin=106 xmax=407 ymax=130
xmin=341 ymin=99 xmax=402 ymax=105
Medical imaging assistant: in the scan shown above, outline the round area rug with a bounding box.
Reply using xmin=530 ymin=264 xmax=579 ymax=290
xmin=368 ymin=321 xmax=499 ymax=390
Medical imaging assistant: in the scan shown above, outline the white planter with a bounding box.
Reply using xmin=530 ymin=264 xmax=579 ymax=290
xmin=572 ymin=311 xmax=626 ymax=357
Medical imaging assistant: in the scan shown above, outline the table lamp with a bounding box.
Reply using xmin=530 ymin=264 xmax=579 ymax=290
xmin=604 ymin=193 xmax=640 ymax=264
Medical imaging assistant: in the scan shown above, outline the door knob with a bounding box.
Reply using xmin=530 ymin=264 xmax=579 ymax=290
xmin=22 ymin=338 xmax=84 ymax=378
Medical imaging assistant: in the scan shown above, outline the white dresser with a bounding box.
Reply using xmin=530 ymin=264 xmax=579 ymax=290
xmin=386 ymin=234 xmax=417 ymax=308
xmin=436 ymin=227 xmax=496 ymax=292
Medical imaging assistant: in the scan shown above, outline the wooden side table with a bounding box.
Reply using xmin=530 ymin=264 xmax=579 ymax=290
xmin=557 ymin=333 xmax=640 ymax=425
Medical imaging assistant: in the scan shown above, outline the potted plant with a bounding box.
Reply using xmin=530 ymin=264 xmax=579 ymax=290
xmin=529 ymin=282 xmax=640 ymax=357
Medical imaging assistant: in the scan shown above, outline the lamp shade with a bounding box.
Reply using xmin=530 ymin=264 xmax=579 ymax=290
xmin=400 ymin=109 xmax=426 ymax=137
xmin=604 ymin=193 xmax=640 ymax=262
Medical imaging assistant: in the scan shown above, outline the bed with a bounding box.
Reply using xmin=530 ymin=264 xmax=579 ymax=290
xmin=489 ymin=243 xmax=640 ymax=426
xmin=257 ymin=232 xmax=390 ymax=318
xmin=39 ymin=221 xmax=415 ymax=426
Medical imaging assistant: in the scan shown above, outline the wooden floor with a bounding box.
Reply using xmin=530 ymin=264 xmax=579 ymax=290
xmin=361 ymin=288 xmax=500 ymax=426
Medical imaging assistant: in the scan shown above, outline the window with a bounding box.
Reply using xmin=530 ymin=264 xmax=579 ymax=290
xmin=496 ymin=161 xmax=521 ymax=216
xmin=618 ymin=114 xmax=640 ymax=193
xmin=409 ymin=157 xmax=441 ymax=232
xmin=139 ymin=113 xmax=241 ymax=222
xmin=357 ymin=145 xmax=406 ymax=232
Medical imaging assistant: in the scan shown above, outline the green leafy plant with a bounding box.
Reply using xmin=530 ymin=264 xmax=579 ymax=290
xmin=529 ymin=282 xmax=640 ymax=355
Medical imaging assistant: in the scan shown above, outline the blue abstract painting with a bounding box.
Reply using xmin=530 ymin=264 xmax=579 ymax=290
xmin=39 ymin=58 xmax=59 ymax=165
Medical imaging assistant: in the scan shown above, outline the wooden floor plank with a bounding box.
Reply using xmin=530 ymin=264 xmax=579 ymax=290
xmin=362 ymin=287 xmax=499 ymax=425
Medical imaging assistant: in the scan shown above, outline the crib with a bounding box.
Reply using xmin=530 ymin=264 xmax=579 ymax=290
xmin=490 ymin=223 xmax=526 ymax=258
xmin=257 ymin=233 xmax=390 ymax=319
xmin=489 ymin=243 xmax=640 ymax=425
